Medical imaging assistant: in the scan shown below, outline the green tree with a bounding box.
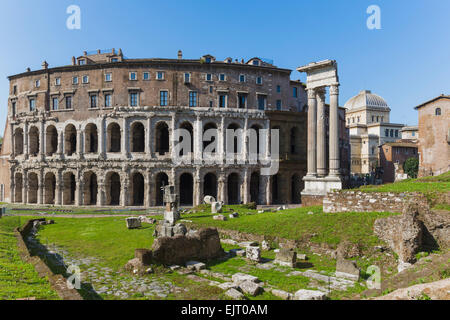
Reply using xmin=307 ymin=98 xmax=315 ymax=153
xmin=404 ymin=157 xmax=419 ymax=179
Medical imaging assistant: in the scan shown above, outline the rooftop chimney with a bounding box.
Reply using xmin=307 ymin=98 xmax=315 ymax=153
xmin=178 ymin=50 xmax=183 ymax=60
xmin=42 ymin=61 xmax=48 ymax=70
xmin=83 ymin=51 xmax=87 ymax=56
xmin=97 ymin=49 xmax=101 ymax=54
xmin=72 ymin=56 xmax=76 ymax=66
xmin=26 ymin=67 xmax=31 ymax=72
xmin=118 ymin=48 xmax=123 ymax=57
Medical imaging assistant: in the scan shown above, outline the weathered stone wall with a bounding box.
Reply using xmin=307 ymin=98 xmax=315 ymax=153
xmin=323 ymin=191 xmax=428 ymax=213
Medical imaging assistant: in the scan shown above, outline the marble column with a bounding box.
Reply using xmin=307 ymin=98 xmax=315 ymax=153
xmin=75 ymin=172 xmax=83 ymax=206
xmin=218 ymin=173 xmax=226 ymax=203
xmin=306 ymin=88 xmax=317 ymax=177
xmin=97 ymin=175 xmax=105 ymax=207
xmin=121 ymin=118 xmax=128 ymax=158
xmin=316 ymin=88 xmax=327 ymax=177
xmin=77 ymin=128 xmax=84 ymax=159
xmin=329 ymin=84 xmax=340 ymax=177
xmin=58 ymin=130 xmax=64 ymax=159
xmin=121 ymin=175 xmax=129 ymax=207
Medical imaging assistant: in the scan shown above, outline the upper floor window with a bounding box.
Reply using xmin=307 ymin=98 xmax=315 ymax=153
xmin=12 ymin=101 xmax=16 ymax=116
xmin=105 ymin=94 xmax=112 ymax=107
xmin=257 ymin=95 xmax=266 ymax=110
xmin=52 ymin=97 xmax=58 ymax=111
xmin=184 ymin=73 xmax=191 ymax=83
xmin=252 ymin=60 xmax=260 ymax=66
xmin=29 ymin=99 xmax=36 ymax=111
xmin=206 ymin=73 xmax=212 ymax=81
xmin=238 ymin=93 xmax=247 ymax=109
xmin=372 ymin=116 xmax=375 ymax=122
xmin=435 ymin=108 xmax=441 ymax=116
xmin=72 ymin=77 xmax=79 ymax=85
xmin=218 ymin=93 xmax=227 ymax=108
xmin=65 ymin=95 xmax=73 ymax=109
xmin=157 ymin=71 xmax=165 ymax=80
xmin=90 ymin=94 xmax=98 ymax=108
xmin=79 ymin=59 xmax=86 ymax=65
xmin=377 ymin=116 xmax=379 ymax=122
xmin=256 ymin=76 xmax=263 ymax=85
xmin=105 ymin=73 xmax=112 ymax=82
xmin=160 ymin=91 xmax=168 ymax=106
xmin=276 ymin=99 xmax=282 ymax=110
xmin=219 ymin=74 xmax=226 ymax=81
xmin=82 ymin=75 xmax=89 ymax=84
xmin=293 ymin=87 xmax=298 ymax=98
xmin=13 ymin=85 xmax=17 ymax=95
xmin=111 ymin=58 xmax=119 ymax=63
xmin=130 ymin=92 xmax=139 ymax=106
xmin=239 ymin=75 xmax=246 ymax=83
xmin=381 ymin=116 xmax=384 ymax=122
xmin=276 ymin=85 xmax=281 ymax=93
xmin=129 ymin=72 xmax=137 ymax=81
xmin=357 ymin=116 xmax=360 ymax=123
xmin=390 ymin=129 xmax=394 ymax=137
xmin=412 ymin=131 xmax=415 ymax=137
xmin=55 ymin=78 xmax=61 ymax=86
xmin=395 ymin=130 xmax=399 ymax=137
xmin=385 ymin=129 xmax=389 ymax=137
xmin=35 ymin=80 xmax=40 ymax=88
xmin=143 ymin=72 xmax=150 ymax=81
xmin=189 ymin=91 xmax=197 ymax=107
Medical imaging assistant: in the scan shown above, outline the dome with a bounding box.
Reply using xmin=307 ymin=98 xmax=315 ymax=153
xmin=344 ymin=90 xmax=389 ymax=110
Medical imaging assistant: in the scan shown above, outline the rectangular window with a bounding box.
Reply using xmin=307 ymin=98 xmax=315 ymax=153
xmin=276 ymin=99 xmax=282 ymax=110
xmin=395 ymin=130 xmax=399 ymax=137
xmin=79 ymin=59 xmax=86 ymax=65
xmin=385 ymin=129 xmax=389 ymax=137
xmin=82 ymin=75 xmax=89 ymax=84
xmin=160 ymin=91 xmax=168 ymax=106
xmin=105 ymin=94 xmax=112 ymax=107
xmin=13 ymin=85 xmax=17 ymax=95
xmin=256 ymin=77 xmax=263 ymax=85
xmin=276 ymin=85 xmax=281 ymax=93
xmin=52 ymin=97 xmax=58 ymax=111
xmin=35 ymin=80 xmax=40 ymax=88
xmin=184 ymin=73 xmax=191 ymax=83
xmin=143 ymin=72 xmax=150 ymax=81
xmin=129 ymin=72 xmax=137 ymax=81
xmin=257 ymin=95 xmax=266 ymax=110
xmin=412 ymin=131 xmax=415 ymax=137
xmin=218 ymin=94 xmax=227 ymax=108
xmin=29 ymin=99 xmax=36 ymax=111
xmin=157 ymin=72 xmax=164 ymax=80
xmin=239 ymin=75 xmax=246 ymax=83
xmin=105 ymin=73 xmax=112 ymax=82
xmin=90 ymin=95 xmax=98 ymax=108
xmin=55 ymin=78 xmax=61 ymax=86
xmin=206 ymin=73 xmax=212 ymax=81
xmin=238 ymin=94 xmax=247 ymax=109
xmin=130 ymin=92 xmax=138 ymax=106
xmin=209 ymin=101 xmax=213 ymax=108
xmin=219 ymin=74 xmax=226 ymax=81
xmin=189 ymin=91 xmax=197 ymax=107
xmin=72 ymin=77 xmax=79 ymax=85
xmin=293 ymin=87 xmax=298 ymax=98
xmin=12 ymin=101 xmax=16 ymax=116
xmin=209 ymin=86 xmax=213 ymax=94
xmin=372 ymin=116 xmax=375 ymax=122
xmin=65 ymin=96 xmax=73 ymax=109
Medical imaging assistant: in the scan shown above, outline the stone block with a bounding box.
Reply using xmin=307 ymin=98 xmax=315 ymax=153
xmin=218 ymin=282 xmax=239 ymax=290
xmin=239 ymin=280 xmax=263 ymax=296
xmin=134 ymin=249 xmax=152 ymax=265
xmin=238 ymin=241 xmax=258 ymax=247
xmin=246 ymin=246 xmax=261 ymax=262
xmin=294 ymin=289 xmax=327 ymax=300
xmin=336 ymin=258 xmax=360 ymax=281
xmin=213 ymin=214 xmax=227 ymax=221
xmin=211 ymin=202 xmax=223 ymax=214
xmin=232 ymin=273 xmax=259 ymax=284
xmin=126 ymin=217 xmax=141 ymax=229
xmin=186 ymin=261 xmax=206 ymax=271
xmin=274 ymin=248 xmax=297 ymax=268
xmin=271 ymin=289 xmax=293 ymax=300
xmin=225 ymin=288 xmax=245 ymax=300
xmin=261 ymin=240 xmax=271 ymax=251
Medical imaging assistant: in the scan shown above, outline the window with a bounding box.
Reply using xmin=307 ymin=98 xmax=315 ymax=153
xmin=372 ymin=116 xmax=375 ymax=122
xmin=276 ymin=100 xmax=282 ymax=110
xmin=238 ymin=93 xmax=247 ymax=109
xmin=347 ymin=118 xmax=350 ymax=125
xmin=276 ymin=85 xmax=281 ymax=93
xmin=219 ymin=74 xmax=226 ymax=81
xmin=293 ymin=87 xmax=298 ymax=98
xmin=129 ymin=72 xmax=137 ymax=81
xmin=105 ymin=73 xmax=112 ymax=82
xmin=205 ymin=57 xmax=212 ymax=63
xmin=381 ymin=116 xmax=384 ymax=122
xmin=412 ymin=131 xmax=415 ymax=137
xmin=65 ymin=96 xmax=73 ymax=109
xmin=206 ymin=73 xmax=212 ymax=81
xmin=385 ymin=129 xmax=389 ymax=137
xmin=90 ymin=94 xmax=98 ymax=108
xmin=52 ymin=97 xmax=58 ymax=111
xmin=12 ymin=101 xmax=16 ymax=116
xmin=105 ymin=94 xmax=112 ymax=107
xmin=256 ymin=76 xmax=263 ymax=85
xmin=130 ymin=92 xmax=139 ymax=106
xmin=435 ymin=108 xmax=441 ymax=116
xmin=79 ymin=59 xmax=86 ymax=65
xmin=390 ymin=129 xmax=394 ymax=137
xmin=72 ymin=77 xmax=79 ymax=85
xmin=352 ymin=117 xmax=355 ymax=124
xmin=377 ymin=116 xmax=379 ymax=122
xmin=29 ymin=99 xmax=36 ymax=111
xmin=252 ymin=60 xmax=260 ymax=66
xmin=239 ymin=75 xmax=246 ymax=83
xmin=257 ymin=95 xmax=266 ymax=110
xmin=395 ymin=130 xmax=399 ymax=138
xmin=157 ymin=72 xmax=164 ymax=80
xmin=111 ymin=58 xmax=119 ymax=63
xmin=189 ymin=91 xmax=197 ymax=107
xmin=143 ymin=72 xmax=150 ymax=81
xmin=209 ymin=101 xmax=213 ymax=108
xmin=209 ymin=86 xmax=213 ymax=93
xmin=218 ymin=94 xmax=227 ymax=108
xmin=357 ymin=116 xmax=360 ymax=123
xmin=184 ymin=73 xmax=191 ymax=83
xmin=35 ymin=80 xmax=40 ymax=88
xmin=82 ymin=75 xmax=89 ymax=84
xmin=371 ymin=147 xmax=375 ymax=155
xmin=160 ymin=91 xmax=168 ymax=106
xmin=13 ymin=85 xmax=17 ymax=95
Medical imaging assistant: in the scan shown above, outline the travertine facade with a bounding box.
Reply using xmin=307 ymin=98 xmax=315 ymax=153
xmin=0 ymin=49 xmax=314 ymax=206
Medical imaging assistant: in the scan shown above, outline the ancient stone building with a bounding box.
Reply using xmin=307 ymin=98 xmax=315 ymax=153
xmin=0 ymin=49 xmax=317 ymax=207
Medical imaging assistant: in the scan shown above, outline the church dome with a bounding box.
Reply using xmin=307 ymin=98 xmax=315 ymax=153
xmin=344 ymin=90 xmax=389 ymax=110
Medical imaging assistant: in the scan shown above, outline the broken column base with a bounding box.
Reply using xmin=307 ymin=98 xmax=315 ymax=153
xmin=301 ymin=175 xmax=342 ymax=206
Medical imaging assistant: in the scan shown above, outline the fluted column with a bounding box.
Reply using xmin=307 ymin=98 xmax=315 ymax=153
xmin=306 ymin=88 xmax=317 ymax=177
xmin=316 ymin=88 xmax=327 ymax=177
xmin=218 ymin=173 xmax=226 ymax=203
xmin=329 ymin=84 xmax=340 ymax=177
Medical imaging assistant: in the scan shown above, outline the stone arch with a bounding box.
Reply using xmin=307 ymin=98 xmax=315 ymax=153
xmin=14 ymin=128 xmax=24 ymax=155
xmin=179 ymin=172 xmax=194 ymax=206
xmin=105 ymin=171 xmax=121 ymax=206
xmin=130 ymin=122 xmax=145 ymax=153
xmin=45 ymin=125 xmax=58 ymax=156
xmin=203 ymin=172 xmax=217 ymax=200
xmin=27 ymin=172 xmax=39 ymax=204
xmin=227 ymin=172 xmax=240 ymax=204
xmin=14 ymin=172 xmax=23 ymax=203
xmin=63 ymin=171 xmax=76 ymax=205
xmin=85 ymin=123 xmax=98 ymax=154
xmin=155 ymin=172 xmax=169 ymax=206
xmin=155 ymin=122 xmax=170 ymax=155
xmin=291 ymin=174 xmax=301 ymax=204
xmin=131 ymin=172 xmax=145 ymax=206
xmin=83 ymin=171 xmax=98 ymax=205
xmin=250 ymin=171 xmax=261 ymax=204
xmin=250 ymin=124 xmax=262 ymax=158
xmin=29 ymin=126 xmax=40 ymax=156
xmin=178 ymin=121 xmax=193 ymax=156
xmin=203 ymin=122 xmax=218 ymax=153
xmin=64 ymin=124 xmax=77 ymax=156
xmin=107 ymin=122 xmax=121 ymax=153
xmin=227 ymin=123 xmax=242 ymax=154
xmin=44 ymin=172 xmax=56 ymax=204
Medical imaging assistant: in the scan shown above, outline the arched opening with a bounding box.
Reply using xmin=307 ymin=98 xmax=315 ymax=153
xmin=64 ymin=124 xmax=77 ymax=156
xmin=203 ymin=122 xmax=218 ymax=154
xmin=46 ymin=126 xmax=58 ymax=156
xmin=290 ymin=127 xmax=298 ymax=155
xmin=83 ymin=171 xmax=98 ymax=206
xmin=203 ymin=173 xmax=217 ymax=200
xmin=179 ymin=173 xmax=193 ymax=206
xmin=107 ymin=123 xmax=121 ymax=153
xmin=131 ymin=172 xmax=145 ymax=206
xmin=85 ymin=123 xmax=98 ymax=154
xmin=250 ymin=172 xmax=261 ymax=204
xmin=179 ymin=121 xmax=193 ymax=156
xmin=63 ymin=172 xmax=76 ymax=205
xmin=227 ymin=173 xmax=240 ymax=204
xmin=14 ymin=173 xmax=23 ymax=203
xmin=291 ymin=174 xmax=301 ymax=204
xmin=131 ymin=122 xmax=145 ymax=153
xmin=106 ymin=172 xmax=121 ymax=206
xmin=14 ymin=128 xmax=24 ymax=155
xmin=272 ymin=174 xmax=280 ymax=204
xmin=29 ymin=126 xmax=40 ymax=156
xmin=155 ymin=172 xmax=169 ymax=206
xmin=28 ymin=172 xmax=39 ymax=204
xmin=227 ymin=123 xmax=241 ymax=154
xmin=44 ymin=172 xmax=56 ymax=204
xmin=155 ymin=122 xmax=169 ymax=155
xmin=250 ymin=124 xmax=261 ymax=159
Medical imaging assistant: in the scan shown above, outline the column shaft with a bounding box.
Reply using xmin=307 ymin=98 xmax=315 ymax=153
xmin=316 ymin=88 xmax=327 ymax=177
xmin=306 ymin=88 xmax=317 ymax=176
xmin=329 ymin=85 xmax=340 ymax=177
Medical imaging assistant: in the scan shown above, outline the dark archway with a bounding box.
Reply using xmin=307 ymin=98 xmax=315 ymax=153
xmin=85 ymin=123 xmax=98 ymax=154
xmin=203 ymin=173 xmax=217 ymax=200
xmin=44 ymin=172 xmax=56 ymax=204
xmin=131 ymin=122 xmax=145 ymax=153
xmin=179 ymin=173 xmax=193 ymax=206
xmin=83 ymin=171 xmax=98 ymax=205
xmin=272 ymin=174 xmax=280 ymax=204
xmin=64 ymin=124 xmax=77 ymax=156
xmin=250 ymin=124 xmax=261 ymax=159
xmin=28 ymin=172 xmax=38 ymax=204
xmin=46 ymin=126 xmax=58 ymax=156
xmin=179 ymin=121 xmax=193 ymax=156
xmin=291 ymin=174 xmax=301 ymax=204
xmin=227 ymin=173 xmax=240 ymax=204
xmin=203 ymin=122 xmax=218 ymax=154
xmin=155 ymin=122 xmax=169 ymax=155
xmin=131 ymin=172 xmax=145 ymax=206
xmin=63 ymin=172 xmax=76 ymax=205
xmin=155 ymin=172 xmax=169 ymax=206
xmin=227 ymin=123 xmax=241 ymax=154
xmin=250 ymin=172 xmax=261 ymax=204
xmin=29 ymin=126 xmax=40 ymax=156
xmin=106 ymin=172 xmax=121 ymax=206
xmin=107 ymin=123 xmax=121 ymax=153
xmin=14 ymin=173 xmax=23 ymax=203
xmin=14 ymin=128 xmax=24 ymax=155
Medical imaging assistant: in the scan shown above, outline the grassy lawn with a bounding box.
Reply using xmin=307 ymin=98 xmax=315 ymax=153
xmin=0 ymin=216 xmax=59 ymax=300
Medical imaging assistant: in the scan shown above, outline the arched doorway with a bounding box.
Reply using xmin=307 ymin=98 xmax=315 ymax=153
xmin=203 ymin=122 xmax=218 ymax=155
xmin=106 ymin=172 xmax=121 ymax=206
xmin=203 ymin=173 xmax=217 ymax=200
xmin=227 ymin=123 xmax=241 ymax=155
xmin=131 ymin=122 xmax=145 ymax=153
xmin=131 ymin=172 xmax=145 ymax=206
xmin=250 ymin=125 xmax=261 ymax=159
xmin=179 ymin=173 xmax=193 ymax=206
xmin=155 ymin=172 xmax=169 ymax=206
xmin=178 ymin=121 xmax=193 ymax=156
xmin=83 ymin=171 xmax=98 ymax=205
xmin=44 ymin=172 xmax=56 ymax=204
xmin=46 ymin=126 xmax=58 ymax=156
xmin=14 ymin=128 xmax=24 ymax=155
xmin=250 ymin=172 xmax=260 ymax=204
xmin=85 ymin=123 xmax=98 ymax=154
xmin=14 ymin=173 xmax=23 ymax=203
xmin=29 ymin=126 xmax=40 ymax=156
xmin=28 ymin=172 xmax=38 ymax=204
xmin=63 ymin=172 xmax=76 ymax=205
xmin=155 ymin=122 xmax=169 ymax=155
xmin=64 ymin=124 xmax=77 ymax=156
xmin=227 ymin=173 xmax=240 ymax=204
xmin=107 ymin=123 xmax=121 ymax=153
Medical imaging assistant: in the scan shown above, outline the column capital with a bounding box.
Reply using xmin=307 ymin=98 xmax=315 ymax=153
xmin=307 ymin=88 xmax=316 ymax=99
xmin=330 ymin=84 xmax=340 ymax=95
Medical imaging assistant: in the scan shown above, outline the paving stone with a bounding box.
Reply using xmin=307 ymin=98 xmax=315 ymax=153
xmin=239 ymin=280 xmax=263 ymax=296
xmin=218 ymin=282 xmax=240 ymax=290
xmin=186 ymin=261 xmax=206 ymax=271
xmin=225 ymin=288 xmax=245 ymax=300
xmin=294 ymin=289 xmax=327 ymax=300
xmin=232 ymin=273 xmax=259 ymax=284
xmin=271 ymin=289 xmax=293 ymax=300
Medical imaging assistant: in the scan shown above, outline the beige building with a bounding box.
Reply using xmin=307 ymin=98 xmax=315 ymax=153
xmin=401 ymin=126 xmax=419 ymax=141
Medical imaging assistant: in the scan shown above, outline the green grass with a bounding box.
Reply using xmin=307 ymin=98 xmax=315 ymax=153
xmin=0 ymin=216 xmax=59 ymax=300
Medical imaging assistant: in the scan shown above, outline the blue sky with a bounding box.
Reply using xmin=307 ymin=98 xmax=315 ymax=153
xmin=1 ymin=0 xmax=449 ymax=134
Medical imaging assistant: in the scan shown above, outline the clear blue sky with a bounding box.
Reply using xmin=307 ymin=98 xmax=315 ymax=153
xmin=1 ymin=0 xmax=449 ymax=134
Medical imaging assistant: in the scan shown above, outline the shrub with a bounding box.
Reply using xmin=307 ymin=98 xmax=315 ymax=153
xmin=404 ymin=157 xmax=419 ymax=179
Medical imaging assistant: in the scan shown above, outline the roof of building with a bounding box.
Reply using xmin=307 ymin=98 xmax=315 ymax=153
xmin=382 ymin=140 xmax=418 ymax=148
xmin=401 ymin=126 xmax=418 ymax=131
xmin=344 ymin=90 xmax=390 ymax=111
xmin=414 ymin=94 xmax=450 ymax=110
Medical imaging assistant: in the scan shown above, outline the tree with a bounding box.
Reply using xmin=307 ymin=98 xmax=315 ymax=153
xmin=404 ymin=157 xmax=419 ymax=179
